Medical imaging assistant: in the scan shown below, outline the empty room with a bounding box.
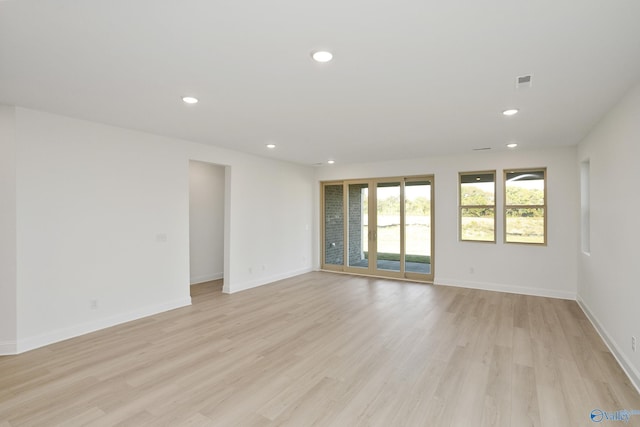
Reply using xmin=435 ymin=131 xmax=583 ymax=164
xmin=1 ymin=1 xmax=640 ymax=426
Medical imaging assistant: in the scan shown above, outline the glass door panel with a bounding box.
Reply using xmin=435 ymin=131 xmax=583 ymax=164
xmin=323 ymin=184 xmax=344 ymax=268
xmin=347 ymin=183 xmax=369 ymax=269
xmin=376 ymin=182 xmax=401 ymax=272
xmin=405 ymin=180 xmax=432 ymax=276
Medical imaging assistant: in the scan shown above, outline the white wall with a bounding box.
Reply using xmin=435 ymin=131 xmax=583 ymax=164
xmin=5 ymin=106 xmax=314 ymax=354
xmin=189 ymin=161 xmax=225 ymax=284
xmin=577 ymin=84 xmax=640 ymax=390
xmin=315 ymin=146 xmax=579 ymax=299
xmin=208 ymin=152 xmax=314 ymax=293
xmin=0 ymin=105 xmax=17 ymax=353
xmin=15 ymin=108 xmax=193 ymax=351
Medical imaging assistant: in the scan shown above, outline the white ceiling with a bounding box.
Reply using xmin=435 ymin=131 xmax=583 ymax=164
xmin=1 ymin=0 xmax=640 ymax=165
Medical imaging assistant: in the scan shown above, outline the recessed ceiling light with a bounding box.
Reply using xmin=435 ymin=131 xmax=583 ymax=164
xmin=327 ymin=160 xmax=335 ymax=164
xmin=266 ymin=144 xmax=276 ymax=149
xmin=507 ymin=143 xmax=518 ymax=148
xmin=502 ymin=109 xmax=519 ymax=116
xmin=312 ymin=51 xmax=333 ymax=63
xmin=182 ymin=96 xmax=198 ymax=104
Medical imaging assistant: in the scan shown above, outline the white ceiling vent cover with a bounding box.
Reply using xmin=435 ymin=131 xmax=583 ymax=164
xmin=516 ymin=74 xmax=533 ymax=89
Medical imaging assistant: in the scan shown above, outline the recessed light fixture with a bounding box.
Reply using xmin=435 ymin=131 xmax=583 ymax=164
xmin=506 ymin=143 xmax=518 ymax=148
xmin=266 ymin=144 xmax=276 ymax=149
xmin=312 ymin=50 xmax=333 ymax=63
xmin=502 ymin=109 xmax=519 ymax=116
xmin=182 ymin=96 xmax=198 ymax=104
xmin=327 ymin=160 xmax=335 ymax=164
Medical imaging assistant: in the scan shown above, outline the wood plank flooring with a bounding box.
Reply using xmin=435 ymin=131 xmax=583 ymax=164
xmin=1 ymin=271 xmax=639 ymax=426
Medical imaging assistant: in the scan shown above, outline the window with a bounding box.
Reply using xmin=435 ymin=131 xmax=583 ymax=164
xmin=504 ymin=168 xmax=546 ymax=244
xmin=459 ymin=171 xmax=495 ymax=242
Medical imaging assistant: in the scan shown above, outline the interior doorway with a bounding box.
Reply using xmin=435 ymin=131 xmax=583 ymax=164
xmin=188 ymin=161 xmax=226 ymax=285
xmin=321 ymin=175 xmax=434 ymax=282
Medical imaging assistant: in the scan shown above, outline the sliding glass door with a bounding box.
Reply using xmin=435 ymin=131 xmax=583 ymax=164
xmin=321 ymin=176 xmax=434 ymax=282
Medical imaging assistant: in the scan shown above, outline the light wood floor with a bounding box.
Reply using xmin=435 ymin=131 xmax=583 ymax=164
xmin=1 ymin=272 xmax=639 ymax=426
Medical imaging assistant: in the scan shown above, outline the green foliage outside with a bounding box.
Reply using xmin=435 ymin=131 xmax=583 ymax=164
xmin=460 ymin=185 xmax=494 ymax=206
xmin=461 ymin=184 xmax=544 ymax=217
xmin=364 ymin=196 xmax=431 ymax=216
xmin=505 ymin=186 xmax=544 ymax=206
xmin=404 ymin=197 xmax=431 ymax=216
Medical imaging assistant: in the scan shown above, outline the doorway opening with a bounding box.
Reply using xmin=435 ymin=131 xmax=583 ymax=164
xmin=188 ymin=161 xmax=226 ymax=291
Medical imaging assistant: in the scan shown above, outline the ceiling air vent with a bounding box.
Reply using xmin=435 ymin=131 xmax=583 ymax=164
xmin=516 ymin=74 xmax=532 ymax=89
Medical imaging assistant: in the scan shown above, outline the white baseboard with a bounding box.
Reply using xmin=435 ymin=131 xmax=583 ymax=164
xmin=14 ymin=297 xmax=192 ymax=355
xmin=434 ymin=277 xmax=576 ymax=300
xmin=0 ymin=340 xmax=17 ymax=355
xmin=224 ymin=267 xmax=313 ymax=294
xmin=190 ymin=272 xmax=223 ymax=285
xmin=577 ymin=297 xmax=640 ymax=395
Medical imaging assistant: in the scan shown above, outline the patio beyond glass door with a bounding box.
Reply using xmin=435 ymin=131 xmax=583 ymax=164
xmin=375 ymin=181 xmax=402 ymax=273
xmin=322 ymin=176 xmax=434 ymax=282
xmin=404 ymin=179 xmax=432 ymax=279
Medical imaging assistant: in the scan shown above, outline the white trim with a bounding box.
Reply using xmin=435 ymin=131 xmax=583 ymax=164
xmin=434 ymin=277 xmax=576 ymax=300
xmin=0 ymin=340 xmax=17 ymax=355
xmin=577 ymin=296 xmax=640 ymax=395
xmin=15 ymin=297 xmax=192 ymax=354
xmin=225 ymin=267 xmax=313 ymax=294
xmin=190 ymin=272 xmax=223 ymax=285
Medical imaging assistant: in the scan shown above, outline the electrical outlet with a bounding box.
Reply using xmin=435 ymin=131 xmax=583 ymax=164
xmin=90 ymin=299 xmax=98 ymax=310
xmin=632 ymin=336 xmax=636 ymax=352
